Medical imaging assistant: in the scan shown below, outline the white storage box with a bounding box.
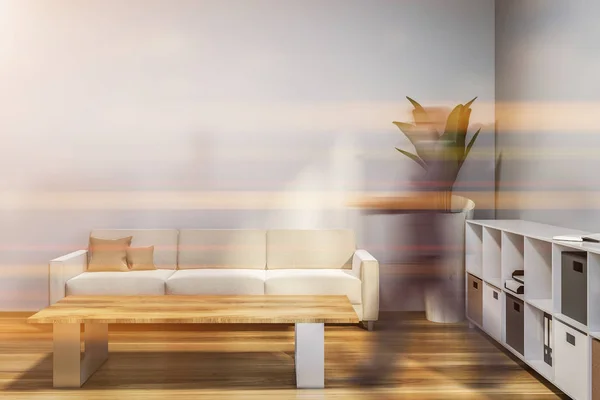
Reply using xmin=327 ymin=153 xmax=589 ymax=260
xmin=483 ymin=282 xmax=502 ymax=341
xmin=555 ymin=319 xmax=589 ymax=400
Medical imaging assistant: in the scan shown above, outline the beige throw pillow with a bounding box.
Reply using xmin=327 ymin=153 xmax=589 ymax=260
xmin=87 ymin=236 xmax=133 ymax=272
xmin=127 ymin=246 xmax=156 ymax=271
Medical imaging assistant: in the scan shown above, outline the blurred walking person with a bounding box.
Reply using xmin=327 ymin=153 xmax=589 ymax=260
xmin=352 ymin=98 xmax=480 ymax=385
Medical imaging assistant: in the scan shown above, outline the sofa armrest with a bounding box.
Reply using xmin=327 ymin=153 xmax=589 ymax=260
xmin=49 ymin=250 xmax=88 ymax=305
xmin=352 ymin=249 xmax=379 ymax=321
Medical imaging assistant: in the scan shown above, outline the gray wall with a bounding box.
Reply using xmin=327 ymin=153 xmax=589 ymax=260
xmin=496 ymin=0 xmax=600 ymax=230
xmin=0 ymin=0 xmax=495 ymax=311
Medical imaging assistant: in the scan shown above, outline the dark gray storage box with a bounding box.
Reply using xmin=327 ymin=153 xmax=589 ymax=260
xmin=467 ymin=274 xmax=483 ymax=326
xmin=561 ymin=251 xmax=587 ymax=325
xmin=505 ymin=293 xmax=524 ymax=355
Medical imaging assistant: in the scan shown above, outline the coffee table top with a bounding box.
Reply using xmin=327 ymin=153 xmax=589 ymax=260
xmin=28 ymin=295 xmax=359 ymax=324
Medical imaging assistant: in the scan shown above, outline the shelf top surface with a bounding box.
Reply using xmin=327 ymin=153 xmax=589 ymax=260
xmin=467 ymin=219 xmax=590 ymax=243
xmin=484 ymin=277 xmax=502 ymax=290
xmin=466 ymin=270 xmax=482 ymax=280
xmin=525 ymin=299 xmax=553 ymax=314
xmin=551 ymin=239 xmax=600 ymax=255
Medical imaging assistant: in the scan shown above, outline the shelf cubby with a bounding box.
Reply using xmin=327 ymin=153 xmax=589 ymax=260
xmin=524 ymin=237 xmax=552 ymax=302
xmin=501 ymin=231 xmax=524 ymax=290
xmin=466 ymin=222 xmax=483 ymax=278
xmin=524 ymin=303 xmax=554 ymax=382
xmin=483 ymin=227 xmax=501 ymax=286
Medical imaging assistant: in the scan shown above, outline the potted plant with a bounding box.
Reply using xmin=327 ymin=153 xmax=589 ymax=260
xmin=394 ymin=96 xmax=480 ymax=323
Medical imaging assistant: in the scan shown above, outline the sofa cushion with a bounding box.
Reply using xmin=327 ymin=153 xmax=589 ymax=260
xmin=178 ymin=230 xmax=266 ymax=270
xmin=266 ymin=230 xmax=355 ymax=269
xmin=87 ymin=236 xmax=132 ymax=272
xmin=90 ymin=229 xmax=178 ymax=269
xmin=265 ymin=269 xmax=362 ymax=304
xmin=166 ymin=269 xmax=266 ymax=295
xmin=127 ymin=246 xmax=156 ymax=271
xmin=66 ymin=270 xmax=175 ymax=296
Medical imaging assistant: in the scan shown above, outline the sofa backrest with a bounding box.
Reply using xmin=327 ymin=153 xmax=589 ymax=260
xmin=89 ymin=229 xmax=179 ymax=270
xmin=266 ymin=229 xmax=355 ymax=269
xmin=178 ymin=229 xmax=267 ymax=270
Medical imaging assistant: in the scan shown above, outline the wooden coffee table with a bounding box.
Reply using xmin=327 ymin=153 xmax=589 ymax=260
xmin=28 ymin=295 xmax=358 ymax=389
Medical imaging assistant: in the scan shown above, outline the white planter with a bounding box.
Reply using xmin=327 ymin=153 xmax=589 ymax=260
xmin=424 ymin=195 xmax=475 ymax=323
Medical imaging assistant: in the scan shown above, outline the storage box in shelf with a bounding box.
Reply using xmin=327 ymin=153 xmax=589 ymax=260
xmin=506 ymin=293 xmax=525 ymax=356
xmin=554 ymin=318 xmax=590 ymax=400
xmin=552 ymin=243 xmax=588 ymax=325
xmin=483 ymin=282 xmax=502 ymax=342
xmin=467 ymin=274 xmax=483 ymax=327
xmin=555 ymin=313 xmax=588 ymax=334
xmin=588 ymin=252 xmax=600 ymax=332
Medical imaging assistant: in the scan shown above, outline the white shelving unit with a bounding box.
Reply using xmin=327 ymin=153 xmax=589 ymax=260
xmin=465 ymin=219 xmax=599 ymax=400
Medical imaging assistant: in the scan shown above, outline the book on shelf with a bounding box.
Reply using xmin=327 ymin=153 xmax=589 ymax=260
xmin=553 ymin=233 xmax=600 ymax=243
xmin=512 ymin=269 xmax=524 ymax=284
xmin=504 ymin=279 xmax=524 ymax=295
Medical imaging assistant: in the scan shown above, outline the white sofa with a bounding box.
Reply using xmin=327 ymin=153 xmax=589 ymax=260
xmin=49 ymin=229 xmax=379 ymax=324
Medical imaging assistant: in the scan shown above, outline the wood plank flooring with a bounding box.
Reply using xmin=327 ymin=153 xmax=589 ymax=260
xmin=0 ymin=312 xmax=566 ymax=399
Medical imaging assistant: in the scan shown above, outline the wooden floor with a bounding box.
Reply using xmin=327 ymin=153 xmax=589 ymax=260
xmin=0 ymin=312 xmax=566 ymax=400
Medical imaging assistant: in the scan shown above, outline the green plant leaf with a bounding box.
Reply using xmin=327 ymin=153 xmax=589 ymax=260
xmin=406 ymin=96 xmax=425 ymax=111
xmin=455 ymin=106 xmax=471 ymax=154
xmin=392 ymin=121 xmax=416 ymax=136
xmin=423 ymin=141 xmax=460 ymax=195
xmin=395 ymin=147 xmax=427 ymax=170
xmin=393 ymin=121 xmax=424 ymax=151
xmin=406 ymin=97 xmax=436 ymax=135
xmin=464 ymin=96 xmax=478 ymax=109
xmin=459 ymin=127 xmax=481 ymax=169
xmin=440 ymin=104 xmax=463 ymax=143
xmin=393 ymin=121 xmax=438 ymax=163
